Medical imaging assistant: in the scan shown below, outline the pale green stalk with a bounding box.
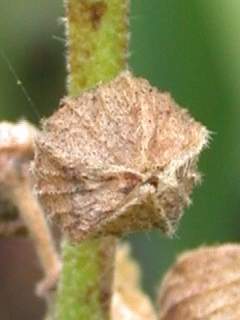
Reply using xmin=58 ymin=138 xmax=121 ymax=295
xmin=54 ymin=0 xmax=129 ymax=319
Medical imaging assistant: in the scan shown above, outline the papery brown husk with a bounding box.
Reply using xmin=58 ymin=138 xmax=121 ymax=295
xmin=158 ymin=244 xmax=240 ymax=320
xmin=33 ymin=71 xmax=208 ymax=242
xmin=0 ymin=120 xmax=60 ymax=295
xmin=0 ymin=120 xmax=36 ymax=224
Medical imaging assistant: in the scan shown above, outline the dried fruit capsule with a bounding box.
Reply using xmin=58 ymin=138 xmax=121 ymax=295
xmin=0 ymin=120 xmax=36 ymax=231
xmin=0 ymin=121 xmax=60 ymax=295
xmin=158 ymin=244 xmax=240 ymax=320
xmin=33 ymin=71 xmax=208 ymax=242
xmin=0 ymin=120 xmax=36 ymax=205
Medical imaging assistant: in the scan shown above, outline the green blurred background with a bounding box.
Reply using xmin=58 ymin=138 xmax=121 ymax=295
xmin=1 ymin=1 xmax=240 ymax=319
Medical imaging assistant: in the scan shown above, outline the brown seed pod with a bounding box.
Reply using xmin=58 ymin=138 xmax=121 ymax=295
xmin=0 ymin=120 xmax=37 ymax=236
xmin=0 ymin=120 xmax=36 ymax=214
xmin=157 ymin=244 xmax=240 ymax=320
xmin=33 ymin=71 xmax=208 ymax=242
xmin=0 ymin=120 xmax=36 ymax=154
xmin=0 ymin=120 xmax=61 ymax=296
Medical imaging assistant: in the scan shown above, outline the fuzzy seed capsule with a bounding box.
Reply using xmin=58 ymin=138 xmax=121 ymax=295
xmin=0 ymin=120 xmax=36 ymax=210
xmin=158 ymin=244 xmax=240 ymax=320
xmin=33 ymin=71 xmax=208 ymax=242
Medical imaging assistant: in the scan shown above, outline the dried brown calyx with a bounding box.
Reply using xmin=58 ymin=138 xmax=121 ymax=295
xmin=0 ymin=120 xmax=60 ymax=297
xmin=158 ymin=244 xmax=240 ymax=320
xmin=33 ymin=71 xmax=208 ymax=242
xmin=0 ymin=120 xmax=36 ymax=226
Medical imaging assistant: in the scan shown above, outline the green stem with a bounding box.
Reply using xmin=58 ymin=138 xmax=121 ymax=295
xmin=66 ymin=0 xmax=129 ymax=95
xmin=54 ymin=1 xmax=129 ymax=319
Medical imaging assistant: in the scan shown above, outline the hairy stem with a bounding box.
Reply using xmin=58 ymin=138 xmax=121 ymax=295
xmin=55 ymin=0 xmax=129 ymax=319
xmin=65 ymin=0 xmax=129 ymax=95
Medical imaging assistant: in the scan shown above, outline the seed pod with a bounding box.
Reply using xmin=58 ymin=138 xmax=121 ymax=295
xmin=33 ymin=71 xmax=208 ymax=242
xmin=0 ymin=120 xmax=36 ymax=155
xmin=0 ymin=121 xmax=61 ymax=295
xmin=158 ymin=244 xmax=240 ymax=320
xmin=0 ymin=120 xmax=36 ymax=214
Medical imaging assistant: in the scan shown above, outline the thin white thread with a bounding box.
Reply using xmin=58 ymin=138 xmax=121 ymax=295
xmin=0 ymin=49 xmax=41 ymax=120
xmin=52 ymin=34 xmax=66 ymax=45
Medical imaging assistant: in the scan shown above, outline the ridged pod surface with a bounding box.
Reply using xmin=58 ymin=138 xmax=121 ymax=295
xmin=33 ymin=71 xmax=208 ymax=242
xmin=158 ymin=244 xmax=240 ymax=320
